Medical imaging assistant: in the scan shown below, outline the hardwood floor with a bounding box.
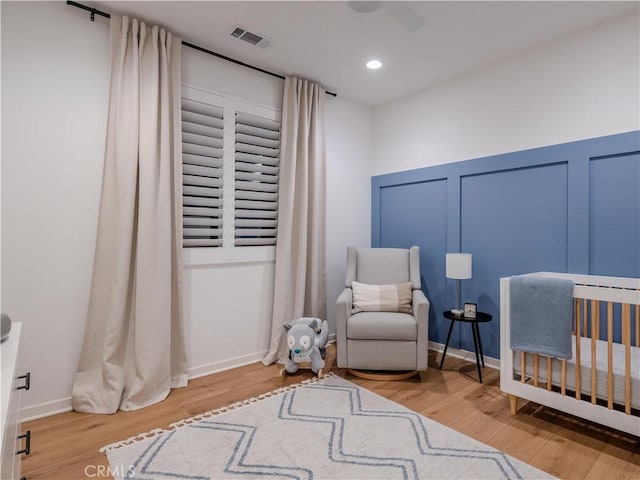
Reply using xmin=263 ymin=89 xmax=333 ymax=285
xmin=22 ymin=348 xmax=639 ymax=479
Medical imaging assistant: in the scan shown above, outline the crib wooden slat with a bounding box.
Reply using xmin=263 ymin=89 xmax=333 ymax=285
xmin=533 ymin=354 xmax=539 ymax=387
xmin=583 ymin=298 xmax=588 ymax=336
xmin=591 ymin=300 xmax=598 ymax=404
xmin=561 ymin=359 xmax=567 ymax=395
xmin=546 ymin=357 xmax=552 ymax=391
xmin=607 ymin=301 xmax=613 ymax=410
xmin=623 ymin=303 xmax=631 ymax=415
xmin=596 ymin=299 xmax=601 ymax=340
xmin=633 ymin=305 xmax=640 ymax=347
xmin=521 ymin=351 xmax=526 ymax=383
xmin=575 ymin=298 xmax=582 ymax=400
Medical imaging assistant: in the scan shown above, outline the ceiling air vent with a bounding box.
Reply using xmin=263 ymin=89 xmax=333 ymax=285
xmin=230 ymin=26 xmax=272 ymax=48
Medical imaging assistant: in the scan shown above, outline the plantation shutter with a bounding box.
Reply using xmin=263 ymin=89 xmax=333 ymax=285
xmin=234 ymin=112 xmax=281 ymax=246
xmin=182 ymin=99 xmax=224 ymax=247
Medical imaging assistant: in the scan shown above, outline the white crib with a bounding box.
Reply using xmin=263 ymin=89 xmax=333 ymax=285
xmin=500 ymin=272 xmax=640 ymax=436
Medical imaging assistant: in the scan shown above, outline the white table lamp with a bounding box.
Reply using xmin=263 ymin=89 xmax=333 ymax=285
xmin=446 ymin=253 xmax=472 ymax=315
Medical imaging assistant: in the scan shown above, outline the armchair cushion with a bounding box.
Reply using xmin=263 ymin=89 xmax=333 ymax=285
xmin=347 ymin=312 xmax=417 ymax=341
xmin=351 ymin=281 xmax=413 ymax=314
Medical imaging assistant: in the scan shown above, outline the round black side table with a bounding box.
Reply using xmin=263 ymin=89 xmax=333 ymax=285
xmin=439 ymin=310 xmax=493 ymax=383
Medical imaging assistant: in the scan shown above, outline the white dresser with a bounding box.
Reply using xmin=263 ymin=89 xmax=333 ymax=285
xmin=1 ymin=323 xmax=29 ymax=480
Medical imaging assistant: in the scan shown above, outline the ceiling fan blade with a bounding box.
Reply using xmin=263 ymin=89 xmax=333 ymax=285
xmin=382 ymin=1 xmax=426 ymax=33
xmin=347 ymin=1 xmax=383 ymax=14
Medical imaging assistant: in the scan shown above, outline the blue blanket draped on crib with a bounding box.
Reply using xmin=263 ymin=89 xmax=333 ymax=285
xmin=509 ymin=276 xmax=574 ymax=359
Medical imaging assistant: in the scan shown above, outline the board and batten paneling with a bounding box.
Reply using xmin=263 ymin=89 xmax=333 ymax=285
xmin=379 ymin=179 xmax=448 ymax=341
xmin=372 ymin=130 xmax=639 ymax=359
xmin=460 ymin=163 xmax=569 ymax=357
xmin=589 ymin=153 xmax=640 ymax=277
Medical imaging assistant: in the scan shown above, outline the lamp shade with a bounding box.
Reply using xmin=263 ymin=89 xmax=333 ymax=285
xmin=446 ymin=253 xmax=472 ymax=279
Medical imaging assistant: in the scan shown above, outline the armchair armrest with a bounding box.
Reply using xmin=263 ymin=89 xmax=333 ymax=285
xmin=335 ymin=287 xmax=352 ymax=368
xmin=413 ymin=289 xmax=430 ymax=370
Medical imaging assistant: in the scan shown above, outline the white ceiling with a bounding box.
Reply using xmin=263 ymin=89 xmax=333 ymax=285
xmin=88 ymin=1 xmax=639 ymax=106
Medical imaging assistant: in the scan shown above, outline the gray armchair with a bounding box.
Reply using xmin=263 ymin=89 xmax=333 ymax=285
xmin=336 ymin=246 xmax=430 ymax=373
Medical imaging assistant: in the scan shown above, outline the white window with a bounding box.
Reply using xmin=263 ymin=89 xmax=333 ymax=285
xmin=181 ymin=85 xmax=281 ymax=261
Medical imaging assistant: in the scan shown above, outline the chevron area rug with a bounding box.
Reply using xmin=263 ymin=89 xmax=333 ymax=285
xmin=103 ymin=374 xmax=553 ymax=480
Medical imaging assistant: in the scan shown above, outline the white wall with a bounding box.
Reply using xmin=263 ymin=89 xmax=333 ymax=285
xmin=1 ymin=1 xmax=373 ymax=418
xmin=2 ymin=1 xmax=109 ymax=418
xmin=372 ymin=13 xmax=640 ymax=175
xmin=182 ymin=46 xmax=283 ymax=108
xmin=325 ymin=96 xmax=373 ymax=328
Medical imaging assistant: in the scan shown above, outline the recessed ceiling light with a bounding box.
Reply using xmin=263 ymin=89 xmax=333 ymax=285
xmin=366 ymin=59 xmax=383 ymax=70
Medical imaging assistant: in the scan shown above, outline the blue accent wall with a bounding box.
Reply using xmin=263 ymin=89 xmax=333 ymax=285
xmin=379 ymin=179 xmax=448 ymax=340
xmin=372 ymin=131 xmax=640 ymax=359
xmin=589 ymin=153 xmax=640 ymax=277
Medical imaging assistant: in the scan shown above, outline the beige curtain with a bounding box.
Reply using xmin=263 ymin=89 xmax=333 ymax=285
xmin=72 ymin=15 xmax=187 ymax=413
xmin=263 ymin=77 xmax=327 ymax=365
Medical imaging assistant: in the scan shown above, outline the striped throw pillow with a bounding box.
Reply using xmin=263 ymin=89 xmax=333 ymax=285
xmin=351 ymin=281 xmax=413 ymax=314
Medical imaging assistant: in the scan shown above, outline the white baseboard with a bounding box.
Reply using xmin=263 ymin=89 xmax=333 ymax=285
xmin=22 ymin=397 xmax=73 ymax=423
xmin=188 ymin=350 xmax=269 ymax=379
xmin=22 ymin=333 xmax=399 ymax=421
xmin=429 ymin=341 xmax=500 ymax=370
xmin=22 ymin=350 xmax=271 ymax=421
